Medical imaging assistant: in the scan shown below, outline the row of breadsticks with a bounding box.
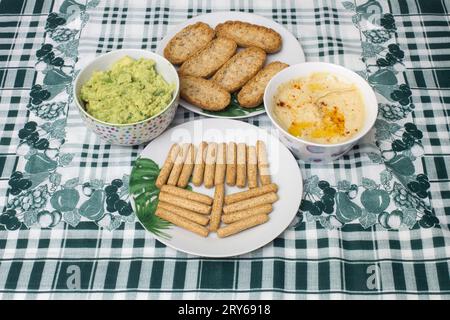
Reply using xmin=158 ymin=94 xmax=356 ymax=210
xmin=155 ymin=141 xmax=271 ymax=189
xmin=155 ymin=183 xmax=279 ymax=237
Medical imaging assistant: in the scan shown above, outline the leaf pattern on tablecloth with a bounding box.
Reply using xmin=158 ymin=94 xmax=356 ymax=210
xmin=0 ymin=0 xmax=439 ymax=232
xmin=1 ymin=0 xmax=133 ymax=230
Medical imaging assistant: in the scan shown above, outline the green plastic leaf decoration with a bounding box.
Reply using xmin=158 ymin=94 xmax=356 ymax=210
xmin=130 ymin=157 xmax=171 ymax=238
xmin=203 ymin=93 xmax=265 ymax=117
xmin=305 ymin=212 xmax=316 ymax=223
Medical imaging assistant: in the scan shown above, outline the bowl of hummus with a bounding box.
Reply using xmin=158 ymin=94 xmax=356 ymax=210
xmin=264 ymin=62 xmax=378 ymax=162
xmin=74 ymin=49 xmax=180 ymax=145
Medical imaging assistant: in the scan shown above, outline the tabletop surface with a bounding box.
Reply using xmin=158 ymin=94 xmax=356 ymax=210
xmin=0 ymin=0 xmax=449 ymax=299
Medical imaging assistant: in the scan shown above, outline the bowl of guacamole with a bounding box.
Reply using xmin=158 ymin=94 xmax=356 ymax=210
xmin=74 ymin=49 xmax=179 ymax=145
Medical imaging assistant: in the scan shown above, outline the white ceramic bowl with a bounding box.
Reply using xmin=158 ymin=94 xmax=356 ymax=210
xmin=73 ymin=49 xmax=180 ymax=145
xmin=264 ymin=62 xmax=378 ymax=163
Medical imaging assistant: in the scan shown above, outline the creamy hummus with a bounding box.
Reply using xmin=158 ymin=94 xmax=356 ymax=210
xmin=273 ymin=72 xmax=365 ymax=144
xmin=80 ymin=56 xmax=174 ymax=124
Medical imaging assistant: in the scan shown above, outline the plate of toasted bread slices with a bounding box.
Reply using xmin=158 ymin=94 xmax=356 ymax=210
xmin=129 ymin=119 xmax=303 ymax=257
xmin=156 ymin=11 xmax=305 ymax=118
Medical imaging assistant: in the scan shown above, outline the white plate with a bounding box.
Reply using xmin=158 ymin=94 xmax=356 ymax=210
xmin=156 ymin=11 xmax=305 ymax=119
xmin=131 ymin=119 xmax=303 ymax=257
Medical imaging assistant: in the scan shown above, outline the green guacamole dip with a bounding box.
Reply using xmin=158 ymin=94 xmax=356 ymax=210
xmin=80 ymin=56 xmax=174 ymax=124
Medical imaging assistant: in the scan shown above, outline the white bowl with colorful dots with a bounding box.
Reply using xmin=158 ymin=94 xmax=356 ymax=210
xmin=73 ymin=49 xmax=180 ymax=146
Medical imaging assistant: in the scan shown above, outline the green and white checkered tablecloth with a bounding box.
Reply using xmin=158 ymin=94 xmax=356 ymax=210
xmin=0 ymin=0 xmax=449 ymax=299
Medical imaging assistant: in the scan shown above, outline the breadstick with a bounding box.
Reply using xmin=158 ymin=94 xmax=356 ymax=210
xmin=226 ymin=142 xmax=236 ymax=186
xmin=156 ymin=207 xmax=209 ymax=237
xmin=167 ymin=143 xmax=190 ymax=185
xmin=192 ymin=142 xmax=208 ymax=186
xmin=159 ymin=192 xmax=211 ymax=214
xmin=161 ymin=184 xmax=213 ymax=205
xmin=223 ymin=192 xmax=278 ymax=214
xmin=204 ymin=142 xmax=217 ymax=188
xmin=257 ymin=140 xmax=271 ymax=185
xmin=214 ymin=143 xmax=226 ymax=185
xmin=155 ymin=144 xmax=180 ymax=188
xmin=236 ymin=143 xmax=247 ymax=188
xmin=209 ymin=183 xmax=225 ymax=231
xmin=177 ymin=144 xmax=195 ymax=188
xmin=158 ymin=201 xmax=209 ymax=226
xmin=224 ymin=183 xmax=278 ymax=205
xmin=247 ymin=145 xmax=257 ymax=188
xmin=217 ymin=213 xmax=269 ymax=238
xmin=221 ymin=204 xmax=273 ymax=224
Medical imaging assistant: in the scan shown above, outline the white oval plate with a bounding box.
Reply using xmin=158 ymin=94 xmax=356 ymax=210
xmin=156 ymin=11 xmax=305 ymax=119
xmin=131 ymin=119 xmax=303 ymax=257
